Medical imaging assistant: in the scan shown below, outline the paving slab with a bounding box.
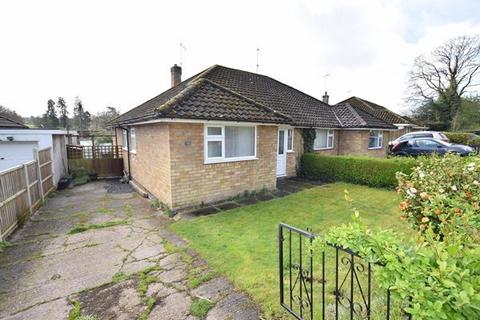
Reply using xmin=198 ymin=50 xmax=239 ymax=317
xmin=0 ymin=180 xmax=259 ymax=320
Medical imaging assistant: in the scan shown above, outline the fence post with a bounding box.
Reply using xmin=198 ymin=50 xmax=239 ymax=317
xmin=23 ymin=164 xmax=33 ymax=216
xmin=33 ymin=148 xmax=45 ymax=202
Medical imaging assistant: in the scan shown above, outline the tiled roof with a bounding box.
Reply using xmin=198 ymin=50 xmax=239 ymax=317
xmin=338 ymin=97 xmax=411 ymax=125
xmin=157 ymin=78 xmax=291 ymax=124
xmin=0 ymin=115 xmax=28 ymax=129
xmin=111 ymin=65 xmax=397 ymax=129
xmin=332 ymin=103 xmax=396 ymax=129
xmin=202 ymin=66 xmax=340 ymax=127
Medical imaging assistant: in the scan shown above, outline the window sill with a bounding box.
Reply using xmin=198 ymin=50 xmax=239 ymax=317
xmin=204 ymin=157 xmax=258 ymax=165
xmin=130 ymin=150 xmax=137 ymax=154
xmin=368 ymin=147 xmax=383 ymax=150
xmin=287 ymin=150 xmax=294 ymax=153
xmin=122 ymin=148 xmax=128 ymax=151
xmin=314 ymin=147 xmax=334 ymax=151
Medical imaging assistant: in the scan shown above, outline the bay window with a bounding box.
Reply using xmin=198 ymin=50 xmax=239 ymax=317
xmin=368 ymin=130 xmax=383 ymax=149
xmin=205 ymin=124 xmax=256 ymax=163
xmin=314 ymin=129 xmax=334 ymax=150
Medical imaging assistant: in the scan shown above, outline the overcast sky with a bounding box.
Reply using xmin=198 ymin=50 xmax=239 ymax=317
xmin=1 ymin=0 xmax=480 ymax=117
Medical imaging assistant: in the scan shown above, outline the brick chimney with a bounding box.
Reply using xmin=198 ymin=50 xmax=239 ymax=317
xmin=322 ymin=91 xmax=329 ymax=104
xmin=170 ymin=64 xmax=182 ymax=87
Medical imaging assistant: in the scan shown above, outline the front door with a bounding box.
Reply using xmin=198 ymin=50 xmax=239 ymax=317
xmin=277 ymin=129 xmax=287 ymax=177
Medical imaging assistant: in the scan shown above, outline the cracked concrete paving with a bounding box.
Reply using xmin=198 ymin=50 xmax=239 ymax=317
xmin=0 ymin=181 xmax=259 ymax=320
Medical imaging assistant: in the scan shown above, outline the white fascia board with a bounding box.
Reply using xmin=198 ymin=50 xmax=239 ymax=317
xmin=115 ymin=118 xmax=283 ymax=127
xmin=0 ymin=129 xmax=68 ymax=135
xmin=338 ymin=127 xmax=398 ymax=132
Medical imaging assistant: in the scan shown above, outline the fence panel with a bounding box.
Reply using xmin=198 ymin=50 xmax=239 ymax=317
xmin=279 ymin=223 xmax=411 ymax=320
xmin=0 ymin=147 xmax=54 ymax=240
xmin=38 ymin=147 xmax=54 ymax=194
xmin=67 ymin=145 xmax=124 ymax=177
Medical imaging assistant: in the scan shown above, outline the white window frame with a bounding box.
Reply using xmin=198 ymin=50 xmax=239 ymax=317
xmin=287 ymin=128 xmax=294 ymax=152
xmin=130 ymin=127 xmax=137 ymax=153
xmin=204 ymin=124 xmax=257 ymax=164
xmin=314 ymin=129 xmax=335 ymax=150
xmin=122 ymin=129 xmax=128 ymax=150
xmin=368 ymin=130 xmax=383 ymax=149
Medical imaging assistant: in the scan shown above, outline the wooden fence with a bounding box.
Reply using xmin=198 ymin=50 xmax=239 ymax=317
xmin=67 ymin=144 xmax=124 ymax=177
xmin=0 ymin=147 xmax=54 ymax=240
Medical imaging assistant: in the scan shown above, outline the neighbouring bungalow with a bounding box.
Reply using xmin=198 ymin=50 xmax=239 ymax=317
xmin=337 ymin=96 xmax=426 ymax=139
xmin=110 ymin=64 xmax=417 ymax=210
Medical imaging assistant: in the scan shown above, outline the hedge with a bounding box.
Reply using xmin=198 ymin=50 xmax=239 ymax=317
xmin=300 ymin=154 xmax=416 ymax=188
xmin=444 ymin=132 xmax=480 ymax=147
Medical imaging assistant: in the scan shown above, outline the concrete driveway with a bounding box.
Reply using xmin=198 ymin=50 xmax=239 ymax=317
xmin=0 ymin=181 xmax=259 ymax=320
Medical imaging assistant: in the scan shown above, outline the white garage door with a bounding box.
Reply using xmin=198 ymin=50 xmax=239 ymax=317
xmin=0 ymin=141 xmax=38 ymax=171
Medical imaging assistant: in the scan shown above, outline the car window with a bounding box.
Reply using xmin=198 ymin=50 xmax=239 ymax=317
xmin=414 ymin=133 xmax=433 ymax=138
xmin=415 ymin=139 xmax=441 ymax=148
xmin=399 ymin=134 xmax=412 ymax=141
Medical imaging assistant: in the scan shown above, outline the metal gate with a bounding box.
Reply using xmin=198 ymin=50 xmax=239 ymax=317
xmin=278 ymin=223 xmax=411 ymax=320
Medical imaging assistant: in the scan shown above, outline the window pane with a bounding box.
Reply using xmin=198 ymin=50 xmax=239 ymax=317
xmin=287 ymin=129 xmax=293 ymax=150
xmin=207 ymin=141 xmax=222 ymax=157
xmin=207 ymin=127 xmax=222 ymax=136
xmin=123 ymin=131 xmax=128 ymax=148
xmin=369 ymin=137 xmax=377 ymax=148
xmin=130 ymin=128 xmax=136 ymax=150
xmin=328 ymin=135 xmax=334 ymax=148
xmin=225 ymin=126 xmax=255 ymax=158
xmin=314 ymin=130 xmax=328 ymax=149
xmin=278 ymin=130 xmax=285 ymax=155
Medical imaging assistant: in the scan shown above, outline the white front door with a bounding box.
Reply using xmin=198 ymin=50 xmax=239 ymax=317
xmin=276 ymin=128 xmax=287 ymax=177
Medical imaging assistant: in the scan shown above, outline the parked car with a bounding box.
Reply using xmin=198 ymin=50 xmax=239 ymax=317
xmin=391 ymin=138 xmax=474 ymax=157
xmin=389 ymin=131 xmax=449 ymax=149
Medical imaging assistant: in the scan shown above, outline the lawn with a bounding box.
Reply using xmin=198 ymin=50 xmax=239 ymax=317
xmin=171 ymin=183 xmax=412 ymax=319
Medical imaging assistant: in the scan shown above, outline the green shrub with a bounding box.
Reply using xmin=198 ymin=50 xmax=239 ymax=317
xmin=317 ymin=219 xmax=480 ymax=320
xmin=445 ymin=132 xmax=480 ymax=147
xmin=301 ymin=154 xmax=415 ymax=188
xmin=397 ymin=154 xmax=480 ymax=237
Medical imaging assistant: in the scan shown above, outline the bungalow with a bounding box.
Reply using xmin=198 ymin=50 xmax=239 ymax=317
xmin=110 ymin=64 xmax=407 ymax=210
xmin=337 ymin=96 xmax=426 ymax=139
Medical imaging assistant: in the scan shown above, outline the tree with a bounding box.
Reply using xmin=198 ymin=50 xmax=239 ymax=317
xmin=90 ymin=106 xmax=120 ymax=131
xmin=454 ymin=96 xmax=480 ymax=130
xmin=56 ymin=97 xmax=69 ymax=129
xmin=408 ymin=35 xmax=480 ymax=130
xmin=0 ymin=105 xmax=24 ymax=124
xmin=72 ymin=97 xmax=92 ymax=131
xmin=42 ymin=99 xmax=59 ymax=128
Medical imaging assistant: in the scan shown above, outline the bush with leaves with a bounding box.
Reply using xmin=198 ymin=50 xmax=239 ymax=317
xmin=313 ymin=189 xmax=480 ymax=319
xmin=316 ymin=219 xmax=480 ymax=319
xmin=396 ymin=154 xmax=480 ymax=237
xmin=301 ymin=153 xmax=415 ymax=188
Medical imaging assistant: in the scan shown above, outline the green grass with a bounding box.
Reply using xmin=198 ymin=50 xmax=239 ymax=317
xmin=188 ymin=270 xmax=217 ymax=289
xmin=68 ymin=300 xmax=81 ymax=320
xmin=171 ymin=183 xmax=412 ymax=319
xmin=111 ymin=272 xmax=127 ymax=283
xmin=190 ymin=298 xmax=215 ymax=319
xmin=0 ymin=240 xmax=10 ymax=253
xmin=68 ymin=220 xmax=128 ymax=234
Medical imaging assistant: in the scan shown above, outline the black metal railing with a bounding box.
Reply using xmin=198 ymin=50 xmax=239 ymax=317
xmin=279 ymin=223 xmax=411 ymax=320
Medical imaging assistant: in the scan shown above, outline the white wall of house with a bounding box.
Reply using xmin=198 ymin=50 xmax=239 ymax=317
xmin=0 ymin=129 xmax=69 ymax=184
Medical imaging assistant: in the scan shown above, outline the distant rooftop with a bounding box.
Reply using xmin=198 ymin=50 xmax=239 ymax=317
xmin=0 ymin=115 xmax=28 ymax=129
